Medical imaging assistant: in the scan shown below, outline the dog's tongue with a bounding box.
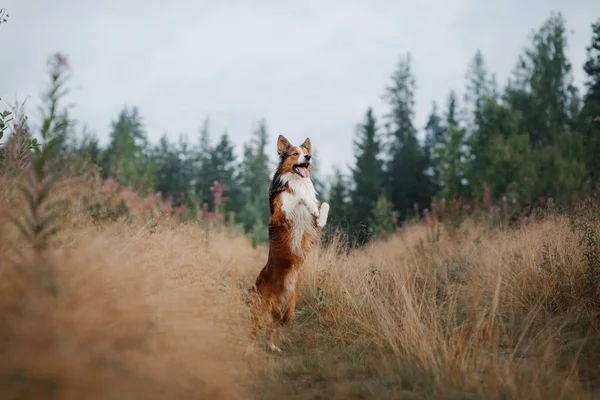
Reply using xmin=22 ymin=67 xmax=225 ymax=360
xmin=297 ymin=166 xmax=311 ymax=178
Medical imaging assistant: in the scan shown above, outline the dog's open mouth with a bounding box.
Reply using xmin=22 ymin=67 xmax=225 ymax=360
xmin=293 ymin=163 xmax=311 ymax=178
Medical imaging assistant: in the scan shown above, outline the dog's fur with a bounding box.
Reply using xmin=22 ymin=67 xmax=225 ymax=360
xmin=247 ymin=135 xmax=329 ymax=353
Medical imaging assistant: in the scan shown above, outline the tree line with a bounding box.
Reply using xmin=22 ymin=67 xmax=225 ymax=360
xmin=1 ymin=12 xmax=600 ymax=245
xmin=329 ymin=12 xmax=600 ymax=242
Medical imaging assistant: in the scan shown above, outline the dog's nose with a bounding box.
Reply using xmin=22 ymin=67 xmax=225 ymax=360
xmin=304 ymin=154 xmax=311 ymax=160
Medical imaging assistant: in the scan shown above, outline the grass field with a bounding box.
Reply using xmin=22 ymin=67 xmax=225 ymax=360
xmin=1 ymin=174 xmax=599 ymax=400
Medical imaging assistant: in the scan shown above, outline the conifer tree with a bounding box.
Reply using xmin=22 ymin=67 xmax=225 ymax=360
xmin=327 ymin=167 xmax=351 ymax=231
xmin=239 ymin=119 xmax=271 ymax=233
xmin=464 ymin=49 xmax=492 ymax=130
xmin=505 ymin=12 xmax=579 ymax=148
xmin=424 ymin=101 xmax=445 ymax=189
xmin=437 ymin=91 xmax=469 ymax=199
xmin=194 ymin=117 xmax=213 ymax=206
xmin=206 ymin=131 xmax=243 ymax=214
xmin=152 ymin=135 xmax=187 ymax=203
xmin=382 ymin=53 xmax=434 ymax=219
xmin=104 ymin=106 xmax=155 ymax=190
xmin=581 ymin=18 xmax=600 ymax=195
xmin=350 ymin=107 xmax=384 ymax=227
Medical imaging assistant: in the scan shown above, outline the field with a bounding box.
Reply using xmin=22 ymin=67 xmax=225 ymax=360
xmin=1 ymin=173 xmax=599 ymax=400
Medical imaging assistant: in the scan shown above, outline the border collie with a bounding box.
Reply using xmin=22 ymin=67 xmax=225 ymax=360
xmin=247 ymin=135 xmax=329 ymax=353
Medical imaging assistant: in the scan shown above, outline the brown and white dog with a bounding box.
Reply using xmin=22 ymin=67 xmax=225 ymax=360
xmin=247 ymin=135 xmax=329 ymax=353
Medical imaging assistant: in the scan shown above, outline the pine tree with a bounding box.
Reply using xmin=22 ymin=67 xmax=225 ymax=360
xmin=533 ymin=129 xmax=587 ymax=199
xmin=206 ymin=131 xmax=243 ymax=215
xmin=75 ymin=127 xmax=103 ymax=167
xmin=464 ymin=49 xmax=492 ymax=130
xmin=194 ymin=117 xmax=213 ymax=205
xmin=446 ymin=90 xmax=459 ymax=129
xmin=434 ymin=91 xmax=470 ymax=200
xmin=239 ymin=119 xmax=272 ymax=233
xmin=382 ymin=53 xmax=434 ymax=219
xmin=198 ymin=117 xmax=211 ymax=155
xmin=505 ymin=12 xmax=579 ymax=148
xmin=424 ymin=101 xmax=445 ymax=189
xmin=470 ymin=99 xmax=540 ymax=203
xmin=104 ymin=106 xmax=155 ymax=190
xmin=484 ymin=129 xmax=538 ymax=203
xmin=371 ymin=193 xmax=395 ymax=240
xmin=327 ymin=167 xmax=351 ymax=231
xmin=152 ymin=134 xmax=195 ymax=205
xmin=350 ymin=107 xmax=384 ymax=227
xmin=581 ymin=18 xmax=600 ymax=194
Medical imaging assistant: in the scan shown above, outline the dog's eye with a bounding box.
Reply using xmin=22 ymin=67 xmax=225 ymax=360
xmin=292 ymin=153 xmax=299 ymax=156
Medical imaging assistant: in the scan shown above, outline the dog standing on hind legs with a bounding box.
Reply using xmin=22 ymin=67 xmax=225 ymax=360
xmin=247 ymin=135 xmax=329 ymax=353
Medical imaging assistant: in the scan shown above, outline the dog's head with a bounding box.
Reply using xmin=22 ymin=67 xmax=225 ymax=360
xmin=276 ymin=135 xmax=313 ymax=180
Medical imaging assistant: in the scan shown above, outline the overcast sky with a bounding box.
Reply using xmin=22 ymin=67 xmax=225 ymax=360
xmin=1 ymin=0 xmax=599 ymax=187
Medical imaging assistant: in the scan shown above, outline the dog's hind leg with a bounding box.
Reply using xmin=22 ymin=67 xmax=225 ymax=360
xmin=246 ymin=290 xmax=266 ymax=355
xmin=281 ymin=289 xmax=298 ymax=326
xmin=265 ymin=321 xmax=282 ymax=353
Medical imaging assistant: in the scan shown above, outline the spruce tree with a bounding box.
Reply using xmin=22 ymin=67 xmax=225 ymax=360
xmin=153 ymin=135 xmax=185 ymax=202
xmin=424 ymin=101 xmax=445 ymax=190
xmin=194 ymin=117 xmax=213 ymax=206
xmin=382 ymin=53 xmax=434 ymax=219
xmin=464 ymin=49 xmax=492 ymax=130
xmin=327 ymin=167 xmax=351 ymax=232
xmin=104 ymin=106 xmax=155 ymax=190
xmin=505 ymin=12 xmax=579 ymax=148
xmin=437 ymin=91 xmax=469 ymax=199
xmin=206 ymin=131 xmax=243 ymax=215
xmin=239 ymin=119 xmax=271 ymax=233
xmin=350 ymin=107 xmax=384 ymax=227
xmin=581 ymin=18 xmax=600 ymax=195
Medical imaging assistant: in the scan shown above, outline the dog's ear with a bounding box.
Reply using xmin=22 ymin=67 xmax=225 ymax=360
xmin=301 ymin=137 xmax=312 ymax=154
xmin=277 ymin=135 xmax=291 ymax=156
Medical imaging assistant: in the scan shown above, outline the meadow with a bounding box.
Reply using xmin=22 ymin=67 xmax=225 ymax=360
xmin=1 ymin=165 xmax=599 ymax=400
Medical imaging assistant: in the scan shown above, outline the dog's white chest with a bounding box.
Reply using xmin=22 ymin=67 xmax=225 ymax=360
xmin=280 ymin=178 xmax=318 ymax=255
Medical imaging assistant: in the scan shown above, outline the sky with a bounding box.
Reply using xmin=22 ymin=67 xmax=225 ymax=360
xmin=1 ymin=0 xmax=599 ymax=188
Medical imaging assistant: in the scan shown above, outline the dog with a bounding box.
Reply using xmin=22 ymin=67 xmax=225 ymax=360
xmin=246 ymin=135 xmax=329 ymax=353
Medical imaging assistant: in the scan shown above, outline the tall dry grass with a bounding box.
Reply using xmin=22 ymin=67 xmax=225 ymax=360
xmin=0 ymin=174 xmax=266 ymax=399
xmin=265 ymin=214 xmax=600 ymax=399
xmin=1 ymin=173 xmax=599 ymax=399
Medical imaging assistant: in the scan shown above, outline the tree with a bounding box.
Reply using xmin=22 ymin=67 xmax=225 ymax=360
xmin=424 ymin=101 xmax=445 ymax=189
xmin=371 ymin=193 xmax=396 ymax=241
xmin=350 ymin=107 xmax=384 ymax=227
xmin=580 ymin=18 xmax=600 ymax=195
xmin=505 ymin=12 xmax=579 ymax=148
xmin=464 ymin=49 xmax=492 ymax=130
xmin=436 ymin=91 xmax=470 ymax=199
xmin=446 ymin=90 xmax=459 ymax=129
xmin=104 ymin=106 xmax=155 ymax=190
xmin=205 ymin=131 xmax=243 ymax=214
xmin=239 ymin=119 xmax=272 ymax=233
xmin=382 ymin=53 xmax=435 ymax=219
xmin=73 ymin=127 xmax=103 ymax=167
xmin=533 ymin=130 xmax=587 ymax=199
xmin=471 ymin=99 xmax=538 ymax=203
xmin=152 ymin=134 xmax=194 ymax=205
xmin=327 ymin=167 xmax=351 ymax=231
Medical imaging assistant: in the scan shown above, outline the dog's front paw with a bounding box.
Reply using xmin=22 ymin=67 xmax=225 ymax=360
xmin=317 ymin=202 xmax=329 ymax=228
xmin=309 ymin=204 xmax=320 ymax=217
